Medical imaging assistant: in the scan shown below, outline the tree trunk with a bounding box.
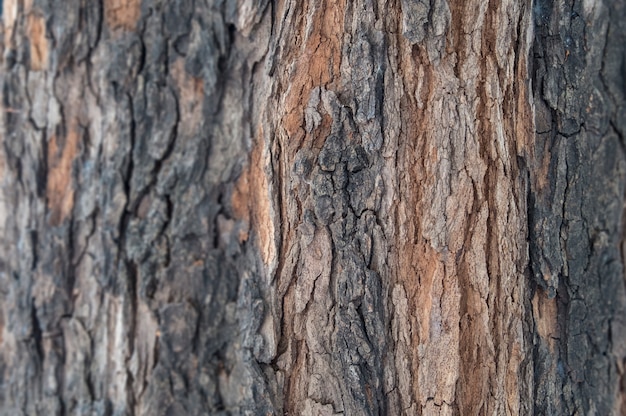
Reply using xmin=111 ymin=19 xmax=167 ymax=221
xmin=0 ymin=0 xmax=624 ymax=414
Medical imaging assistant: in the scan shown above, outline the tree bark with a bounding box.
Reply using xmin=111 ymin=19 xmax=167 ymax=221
xmin=0 ymin=0 xmax=624 ymax=415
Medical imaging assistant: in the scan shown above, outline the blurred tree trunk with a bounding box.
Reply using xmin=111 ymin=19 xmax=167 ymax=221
xmin=0 ymin=0 xmax=624 ymax=414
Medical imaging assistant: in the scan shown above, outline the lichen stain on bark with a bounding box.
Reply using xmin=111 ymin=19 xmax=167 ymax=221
xmin=27 ymin=13 xmax=48 ymax=71
xmin=232 ymin=127 xmax=275 ymax=265
xmin=46 ymin=125 xmax=80 ymax=226
xmin=104 ymin=0 xmax=141 ymax=32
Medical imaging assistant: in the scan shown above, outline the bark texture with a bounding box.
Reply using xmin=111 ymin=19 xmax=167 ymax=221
xmin=0 ymin=0 xmax=623 ymax=415
xmin=530 ymin=1 xmax=626 ymax=414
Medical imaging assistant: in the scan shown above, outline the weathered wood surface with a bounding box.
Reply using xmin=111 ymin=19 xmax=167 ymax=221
xmin=0 ymin=0 xmax=623 ymax=414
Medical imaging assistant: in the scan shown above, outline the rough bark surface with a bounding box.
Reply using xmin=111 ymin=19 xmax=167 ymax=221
xmin=529 ymin=1 xmax=626 ymax=414
xmin=0 ymin=0 xmax=623 ymax=415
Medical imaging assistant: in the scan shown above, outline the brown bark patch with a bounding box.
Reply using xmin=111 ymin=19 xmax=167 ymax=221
xmin=104 ymin=0 xmax=141 ymax=32
xmin=533 ymin=140 xmax=552 ymax=194
xmin=232 ymin=129 xmax=275 ymax=264
xmin=171 ymin=59 xmax=204 ymax=137
xmin=532 ymin=291 xmax=558 ymax=351
xmin=27 ymin=13 xmax=48 ymax=71
xmin=2 ymin=0 xmax=18 ymax=42
xmin=411 ymin=243 xmax=441 ymax=344
xmin=232 ymin=167 xmax=251 ymax=230
xmin=282 ymin=0 xmax=345 ymax=139
xmin=46 ymin=125 xmax=80 ymax=226
xmin=514 ymin=46 xmax=534 ymax=158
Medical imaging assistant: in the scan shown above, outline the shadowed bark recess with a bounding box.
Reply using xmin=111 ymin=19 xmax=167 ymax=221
xmin=0 ymin=0 xmax=623 ymax=415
